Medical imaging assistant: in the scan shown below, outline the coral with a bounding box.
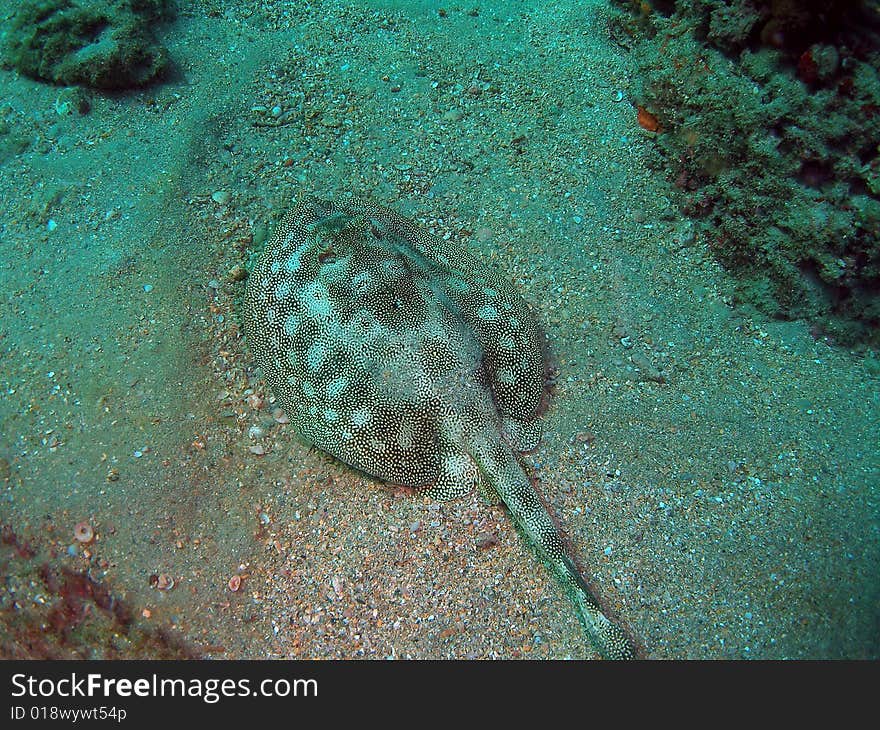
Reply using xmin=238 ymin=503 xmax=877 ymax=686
xmin=706 ymin=0 xmax=762 ymax=49
xmin=2 ymin=0 xmax=177 ymax=90
xmin=611 ymin=0 xmax=880 ymax=345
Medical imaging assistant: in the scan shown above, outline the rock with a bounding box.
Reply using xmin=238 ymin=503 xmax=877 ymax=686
xmin=55 ymin=86 xmax=91 ymax=115
xmin=631 ymin=350 xmax=665 ymax=383
xmin=4 ymin=0 xmax=176 ymax=90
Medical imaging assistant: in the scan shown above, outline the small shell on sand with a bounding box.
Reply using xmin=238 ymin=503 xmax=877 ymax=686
xmin=73 ymin=521 xmax=94 ymax=544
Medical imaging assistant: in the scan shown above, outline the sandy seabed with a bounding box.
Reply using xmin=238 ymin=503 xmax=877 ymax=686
xmin=0 ymin=0 xmax=877 ymax=659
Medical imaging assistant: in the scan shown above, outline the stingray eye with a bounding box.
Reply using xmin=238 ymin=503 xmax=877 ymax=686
xmin=369 ymin=219 xmax=385 ymax=240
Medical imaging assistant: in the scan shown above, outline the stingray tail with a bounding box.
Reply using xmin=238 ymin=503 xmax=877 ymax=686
xmin=473 ymin=441 xmax=636 ymax=660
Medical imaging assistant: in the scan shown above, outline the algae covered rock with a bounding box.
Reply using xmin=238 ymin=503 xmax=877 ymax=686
xmin=611 ymin=0 xmax=880 ymax=346
xmin=3 ymin=0 xmax=176 ymax=90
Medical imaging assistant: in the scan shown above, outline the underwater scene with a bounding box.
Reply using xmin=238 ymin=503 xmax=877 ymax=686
xmin=0 ymin=0 xmax=877 ymax=660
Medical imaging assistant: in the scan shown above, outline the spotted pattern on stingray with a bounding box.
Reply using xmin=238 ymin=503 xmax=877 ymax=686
xmin=243 ymin=196 xmax=635 ymax=659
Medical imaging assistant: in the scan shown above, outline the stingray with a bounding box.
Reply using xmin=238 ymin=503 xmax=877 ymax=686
xmin=243 ymin=196 xmax=635 ymax=659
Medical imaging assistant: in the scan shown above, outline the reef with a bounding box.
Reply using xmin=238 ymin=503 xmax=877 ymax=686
xmin=611 ymin=0 xmax=880 ymax=346
xmin=3 ymin=0 xmax=177 ymax=90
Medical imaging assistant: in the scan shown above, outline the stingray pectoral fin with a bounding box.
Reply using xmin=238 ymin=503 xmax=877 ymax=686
xmin=471 ymin=441 xmax=636 ymax=660
xmin=424 ymin=449 xmax=481 ymax=502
